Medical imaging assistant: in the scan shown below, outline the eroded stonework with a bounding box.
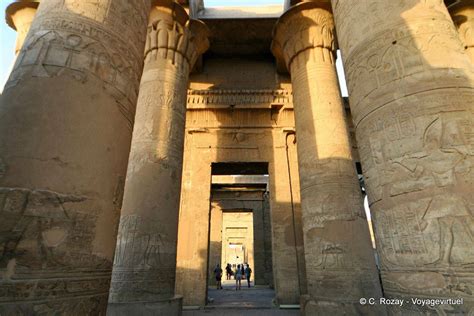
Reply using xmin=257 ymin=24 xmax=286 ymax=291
xmin=1 ymin=0 xmax=474 ymax=315
xmin=332 ymin=0 xmax=474 ymax=313
xmin=108 ymin=2 xmax=209 ymax=314
xmin=272 ymin=2 xmax=384 ymax=314
xmin=0 ymin=0 xmax=150 ymax=313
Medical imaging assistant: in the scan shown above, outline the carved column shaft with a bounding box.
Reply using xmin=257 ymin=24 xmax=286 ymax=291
xmin=272 ymin=2 xmax=384 ymax=314
xmin=448 ymin=0 xmax=474 ymax=62
xmin=332 ymin=0 xmax=474 ymax=313
xmin=6 ymin=1 xmax=39 ymax=55
xmin=107 ymin=1 xmax=209 ymax=314
xmin=0 ymin=0 xmax=150 ymax=314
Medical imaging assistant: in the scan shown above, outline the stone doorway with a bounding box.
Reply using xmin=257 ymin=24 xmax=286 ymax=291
xmin=206 ymin=164 xmax=275 ymax=308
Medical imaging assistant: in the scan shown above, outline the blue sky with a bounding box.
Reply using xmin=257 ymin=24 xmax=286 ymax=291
xmin=1 ymin=2 xmax=17 ymax=90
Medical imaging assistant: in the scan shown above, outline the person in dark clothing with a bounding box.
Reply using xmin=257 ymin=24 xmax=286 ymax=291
xmin=214 ymin=264 xmax=223 ymax=289
xmin=244 ymin=264 xmax=252 ymax=288
xmin=226 ymin=263 xmax=232 ymax=280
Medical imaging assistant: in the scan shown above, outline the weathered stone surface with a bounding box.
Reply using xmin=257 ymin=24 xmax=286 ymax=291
xmin=3 ymin=0 xmax=472 ymax=313
xmin=332 ymin=0 xmax=474 ymax=313
xmin=0 ymin=0 xmax=150 ymax=314
xmin=107 ymin=1 xmax=209 ymax=315
xmin=448 ymin=0 xmax=474 ymax=62
xmin=6 ymin=1 xmax=39 ymax=55
xmin=272 ymin=2 xmax=385 ymax=314
xmin=175 ymin=58 xmax=307 ymax=305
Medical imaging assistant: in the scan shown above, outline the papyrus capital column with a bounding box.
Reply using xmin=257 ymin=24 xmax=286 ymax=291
xmin=0 ymin=0 xmax=150 ymax=314
xmin=272 ymin=2 xmax=384 ymax=314
xmin=332 ymin=0 xmax=474 ymax=313
xmin=448 ymin=0 xmax=474 ymax=62
xmin=272 ymin=1 xmax=336 ymax=71
xmin=6 ymin=1 xmax=39 ymax=55
xmin=108 ymin=1 xmax=209 ymax=314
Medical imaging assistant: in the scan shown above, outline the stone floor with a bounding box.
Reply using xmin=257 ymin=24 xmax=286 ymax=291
xmin=182 ymin=280 xmax=300 ymax=316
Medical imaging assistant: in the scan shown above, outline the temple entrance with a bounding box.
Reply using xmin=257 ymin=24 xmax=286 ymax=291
xmin=175 ymin=67 xmax=307 ymax=309
xmin=206 ymin=163 xmax=276 ymax=308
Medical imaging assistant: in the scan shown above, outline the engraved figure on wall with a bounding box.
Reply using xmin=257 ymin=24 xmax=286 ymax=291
xmin=381 ymin=113 xmax=474 ymax=268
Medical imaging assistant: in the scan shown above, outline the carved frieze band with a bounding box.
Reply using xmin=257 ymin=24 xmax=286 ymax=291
xmin=186 ymin=89 xmax=294 ymax=108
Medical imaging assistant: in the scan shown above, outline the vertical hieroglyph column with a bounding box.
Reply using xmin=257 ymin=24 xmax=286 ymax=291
xmin=5 ymin=1 xmax=39 ymax=55
xmin=107 ymin=1 xmax=209 ymax=314
xmin=0 ymin=0 xmax=150 ymax=314
xmin=332 ymin=0 xmax=474 ymax=313
xmin=448 ymin=0 xmax=474 ymax=62
xmin=271 ymin=2 xmax=384 ymax=314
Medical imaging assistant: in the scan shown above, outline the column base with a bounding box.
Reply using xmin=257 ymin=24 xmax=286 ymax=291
xmin=107 ymin=295 xmax=183 ymax=316
xmin=300 ymin=294 xmax=387 ymax=316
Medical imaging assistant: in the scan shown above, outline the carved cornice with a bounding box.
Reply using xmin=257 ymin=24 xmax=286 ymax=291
xmin=145 ymin=0 xmax=209 ymax=71
xmin=271 ymin=1 xmax=336 ymax=72
xmin=186 ymin=89 xmax=293 ymax=108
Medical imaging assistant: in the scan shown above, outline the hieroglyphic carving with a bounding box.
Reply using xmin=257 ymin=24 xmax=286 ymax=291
xmin=109 ymin=215 xmax=175 ymax=301
xmin=113 ymin=215 xmax=167 ymax=269
xmin=0 ymin=187 xmax=117 ymax=311
xmin=108 ymin=3 xmax=209 ymax=311
xmin=0 ymin=188 xmax=109 ymax=269
xmin=334 ymin=1 xmax=469 ymax=125
xmin=0 ymin=2 xmax=150 ymax=313
xmin=333 ymin=1 xmax=474 ymax=311
xmin=5 ymin=0 xmax=150 ymax=130
xmin=272 ymin=2 xmax=383 ymax=313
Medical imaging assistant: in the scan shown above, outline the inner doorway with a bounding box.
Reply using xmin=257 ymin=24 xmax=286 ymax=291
xmin=207 ymin=162 xmax=275 ymax=308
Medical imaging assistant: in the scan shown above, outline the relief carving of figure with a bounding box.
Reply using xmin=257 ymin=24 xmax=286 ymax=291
xmin=313 ymin=240 xmax=348 ymax=270
xmin=388 ymin=115 xmax=474 ymax=267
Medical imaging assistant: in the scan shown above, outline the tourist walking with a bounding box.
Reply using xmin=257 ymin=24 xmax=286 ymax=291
xmin=226 ymin=263 xmax=232 ymax=280
xmin=214 ymin=264 xmax=223 ymax=289
xmin=245 ymin=264 xmax=252 ymax=287
xmin=235 ymin=264 xmax=242 ymax=290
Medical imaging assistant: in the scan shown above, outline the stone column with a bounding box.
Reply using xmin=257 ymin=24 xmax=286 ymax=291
xmin=448 ymin=0 xmax=474 ymax=62
xmin=0 ymin=0 xmax=150 ymax=314
xmin=107 ymin=1 xmax=209 ymax=314
xmin=272 ymin=2 xmax=384 ymax=314
xmin=332 ymin=0 xmax=474 ymax=314
xmin=6 ymin=0 xmax=39 ymax=55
